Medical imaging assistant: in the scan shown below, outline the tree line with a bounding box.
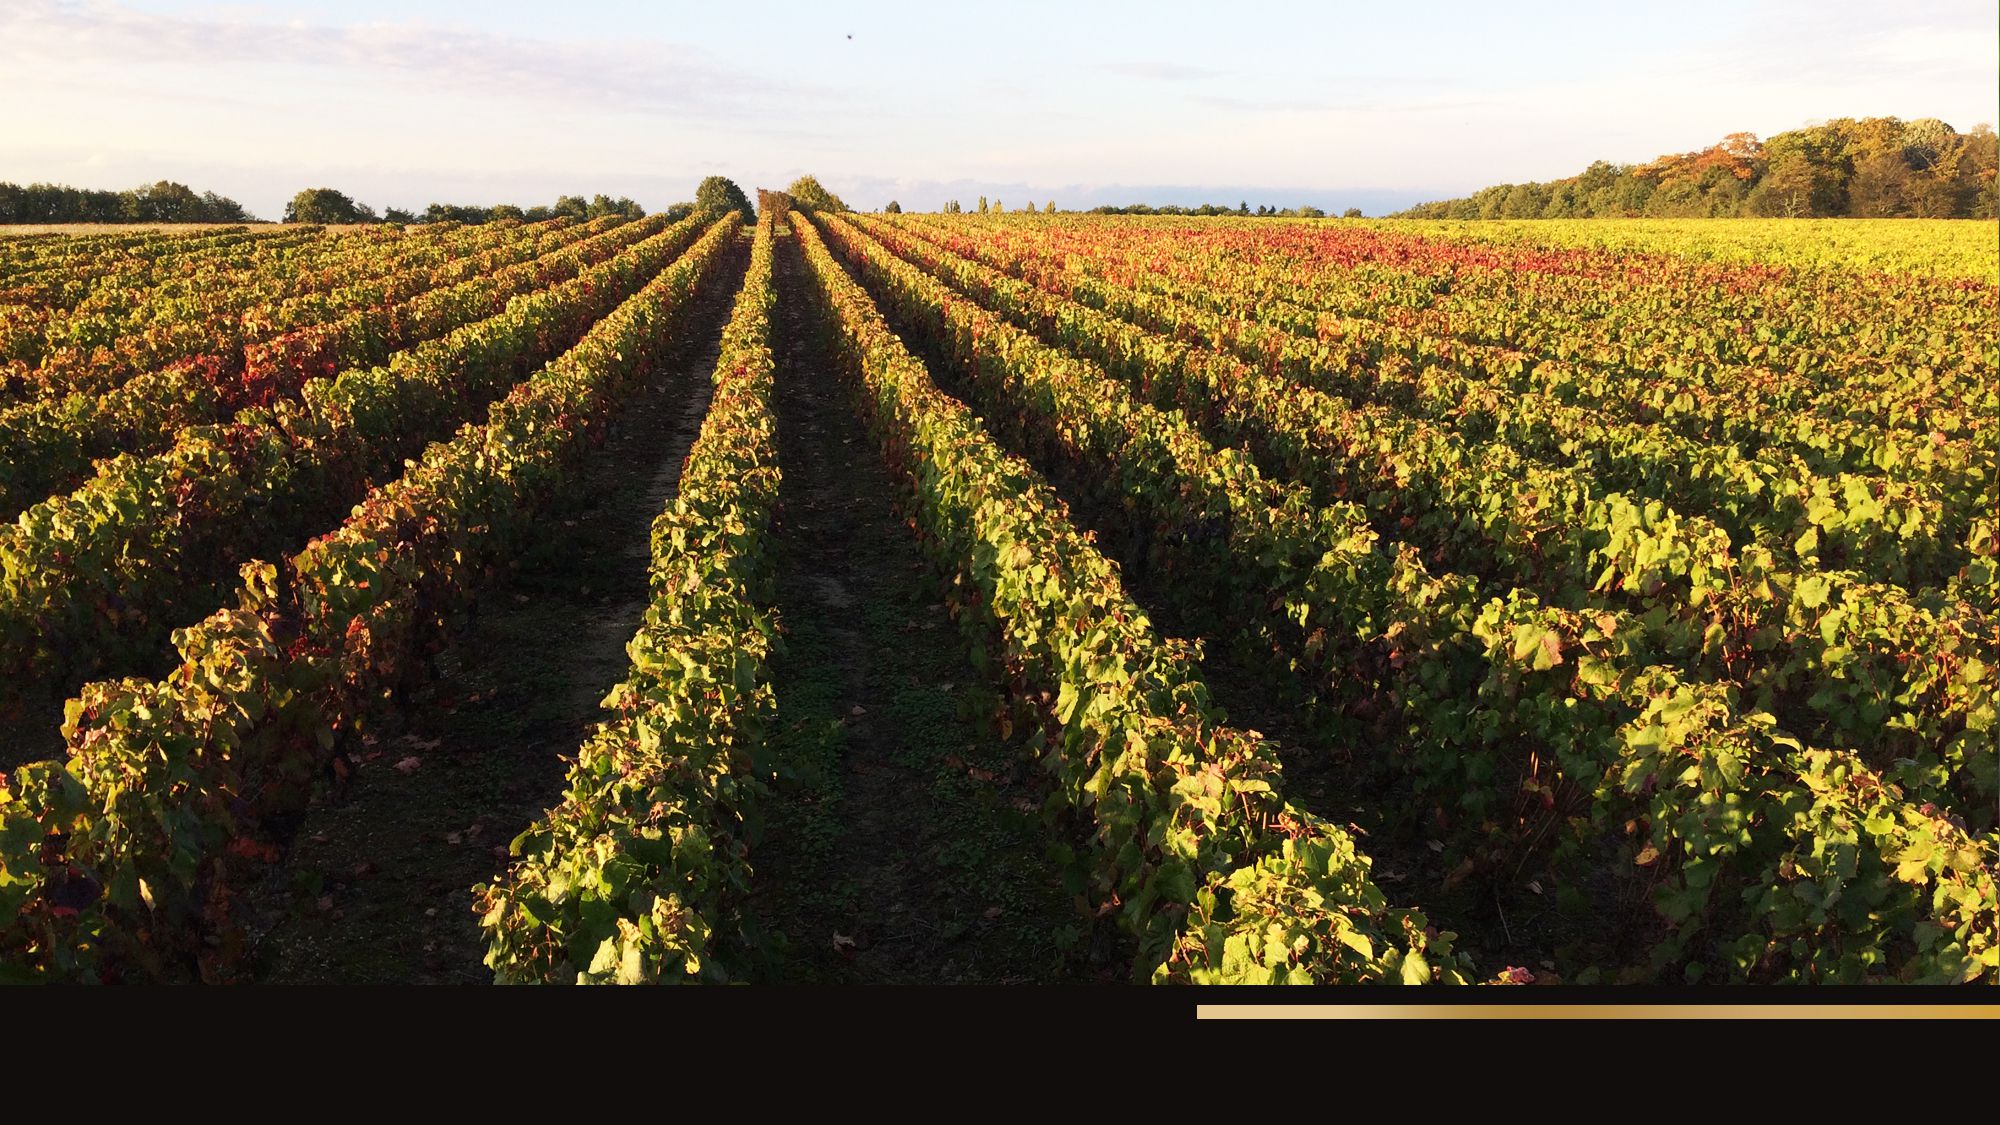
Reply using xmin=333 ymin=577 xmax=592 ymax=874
xmin=0 ymin=180 xmax=658 ymax=226
xmin=289 ymin=174 xmax=847 ymax=226
xmin=1083 ymin=201 xmax=1361 ymax=218
xmin=1394 ymin=117 xmax=1998 ymax=219
xmin=285 ymin=187 xmax=646 ymax=225
xmin=0 ymin=180 xmax=253 ymax=224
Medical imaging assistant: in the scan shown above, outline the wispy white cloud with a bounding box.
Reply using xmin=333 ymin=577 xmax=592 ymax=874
xmin=0 ymin=0 xmax=819 ymax=117
xmin=1669 ymin=4 xmax=1996 ymax=93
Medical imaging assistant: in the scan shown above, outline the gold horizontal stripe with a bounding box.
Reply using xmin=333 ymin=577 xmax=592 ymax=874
xmin=1198 ymin=1004 xmax=1999 ymax=1020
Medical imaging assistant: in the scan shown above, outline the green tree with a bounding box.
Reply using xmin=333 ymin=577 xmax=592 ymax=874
xmin=977 ymin=195 xmax=988 ymax=213
xmin=1962 ymin=124 xmax=1998 ymax=218
xmin=884 ymin=200 xmax=902 ymax=213
xmin=283 ymin=187 xmax=376 ymax=224
xmin=1539 ymin=183 xmax=1581 ymax=217
xmin=1842 ymin=151 xmax=1912 ymax=216
xmin=1908 ymin=140 xmax=1973 ymax=217
xmin=1342 ymin=207 xmax=1362 ymax=218
xmin=1640 ymin=178 xmax=1709 ymax=217
xmin=1390 ymin=117 xmax=2000 ymax=219
xmin=1748 ymin=153 xmax=1842 ymax=216
xmin=422 ymin=202 xmax=478 ymax=223
xmin=117 ymin=180 xmax=250 ymax=222
xmin=1500 ymin=182 xmax=1551 ymax=217
xmin=1900 ymin=118 xmax=1957 ymax=171
xmin=1044 ymin=200 xmax=1055 ymax=213
xmin=694 ymin=177 xmax=754 ymax=222
xmin=121 ymin=181 xmax=189 ymax=221
xmin=785 ymin=175 xmax=848 ymax=213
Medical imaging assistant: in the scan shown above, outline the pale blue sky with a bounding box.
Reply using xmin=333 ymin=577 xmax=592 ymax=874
xmin=3 ymin=0 xmax=1994 ymax=218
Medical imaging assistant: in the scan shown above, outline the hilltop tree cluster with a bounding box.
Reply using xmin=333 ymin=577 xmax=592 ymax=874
xmin=1396 ymin=117 xmax=1999 ymax=219
xmin=721 ymin=175 xmax=852 ymax=221
xmin=784 ymin=176 xmax=849 ymax=213
xmin=694 ymin=176 xmax=756 ymax=223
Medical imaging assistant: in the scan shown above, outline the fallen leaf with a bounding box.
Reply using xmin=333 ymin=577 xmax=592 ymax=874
xmin=1426 ymin=839 xmax=1445 ymax=853
xmin=394 ymin=756 xmax=422 ymax=773
xmin=831 ymin=933 xmax=857 ymax=951
xmin=849 ymin=705 xmax=867 ymax=717
xmin=316 ymin=895 xmax=334 ymax=912
xmin=446 ymin=833 xmax=462 ymax=845
xmin=1527 ymin=880 xmax=1544 ymax=895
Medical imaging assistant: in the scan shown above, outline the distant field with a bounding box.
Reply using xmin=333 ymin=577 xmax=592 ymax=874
xmin=1379 ymin=217 xmax=2000 ymax=282
xmin=11 ymin=216 xmax=1993 ymax=280
xmin=1 ymin=209 xmax=1991 ymax=987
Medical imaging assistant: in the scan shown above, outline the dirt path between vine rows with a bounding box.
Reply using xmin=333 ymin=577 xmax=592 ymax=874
xmin=242 ymin=235 xmax=750 ymax=984
xmin=734 ymin=229 xmax=1100 ymax=984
